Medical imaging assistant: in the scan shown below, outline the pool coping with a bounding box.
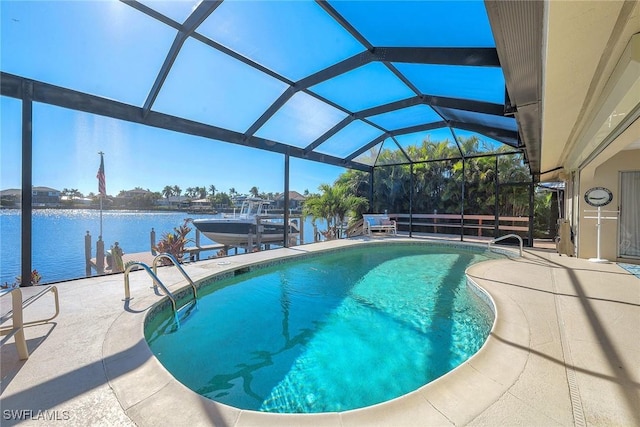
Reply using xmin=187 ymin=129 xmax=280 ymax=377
xmin=103 ymin=237 xmax=528 ymax=426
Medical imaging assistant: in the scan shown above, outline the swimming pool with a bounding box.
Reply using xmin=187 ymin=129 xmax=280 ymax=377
xmin=145 ymin=242 xmax=498 ymax=413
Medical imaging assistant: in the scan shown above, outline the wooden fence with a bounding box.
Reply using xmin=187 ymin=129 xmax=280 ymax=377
xmin=388 ymin=213 xmax=530 ymax=238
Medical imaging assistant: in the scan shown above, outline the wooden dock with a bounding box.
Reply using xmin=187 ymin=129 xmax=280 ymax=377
xmin=89 ymin=252 xmax=155 ymax=274
xmin=85 ymin=217 xmax=303 ymax=276
xmin=90 ymin=243 xmax=226 ymax=274
xmin=184 ymin=243 xmax=226 ymax=261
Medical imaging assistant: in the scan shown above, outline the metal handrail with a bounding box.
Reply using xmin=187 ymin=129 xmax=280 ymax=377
xmin=152 ymin=253 xmax=198 ymax=300
xmin=1 ymin=285 xmax=60 ymax=327
xmin=123 ymin=262 xmax=177 ymax=313
xmin=488 ymin=233 xmax=523 ymax=257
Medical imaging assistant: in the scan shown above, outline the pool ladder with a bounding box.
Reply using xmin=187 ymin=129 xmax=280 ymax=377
xmin=488 ymin=234 xmax=523 ymax=257
xmin=123 ymin=253 xmax=198 ymax=322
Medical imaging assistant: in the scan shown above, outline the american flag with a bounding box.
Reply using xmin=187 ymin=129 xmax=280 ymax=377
xmin=97 ymin=152 xmax=106 ymax=196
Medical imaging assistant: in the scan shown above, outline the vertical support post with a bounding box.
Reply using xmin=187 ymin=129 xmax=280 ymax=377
xmin=528 ymin=180 xmax=535 ymax=247
xmin=494 ymin=155 xmax=499 ymax=238
xmin=150 ymin=228 xmax=156 ymax=255
xmin=99 ymin=197 xmax=103 ymax=239
xmin=283 ymin=153 xmax=290 ymax=247
xmin=369 ymin=167 xmax=374 ymax=212
xmin=596 ymin=207 xmax=602 ymax=260
xmin=409 ymin=163 xmax=414 ymax=238
xmin=460 ymin=158 xmax=465 ymax=242
xmin=21 ymin=81 xmax=33 ymax=287
xmin=299 ymin=217 xmax=304 ymax=244
xmin=195 ymin=228 xmax=201 ymax=247
xmin=96 ymin=236 xmax=105 ymax=274
xmin=85 ymin=231 xmax=92 ymax=276
xmin=251 ymin=216 xmax=264 ymax=250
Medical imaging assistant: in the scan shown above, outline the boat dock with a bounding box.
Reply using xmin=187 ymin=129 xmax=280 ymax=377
xmin=88 ymin=246 xmax=226 ymax=275
xmin=88 ymin=242 xmax=227 ymax=274
xmin=184 ymin=243 xmax=227 ymax=261
xmin=85 ymin=220 xmax=301 ymax=276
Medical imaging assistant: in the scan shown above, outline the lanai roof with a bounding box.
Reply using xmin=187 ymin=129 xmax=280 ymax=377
xmin=1 ymin=1 xmax=543 ymax=176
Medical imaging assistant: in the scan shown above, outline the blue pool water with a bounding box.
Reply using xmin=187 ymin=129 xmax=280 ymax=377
xmin=145 ymin=243 xmax=496 ymax=413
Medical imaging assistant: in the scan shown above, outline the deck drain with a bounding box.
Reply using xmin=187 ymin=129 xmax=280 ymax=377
xmin=552 ymin=271 xmax=586 ymax=427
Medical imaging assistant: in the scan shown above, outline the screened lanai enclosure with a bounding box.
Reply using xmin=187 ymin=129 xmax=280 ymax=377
xmin=1 ymin=1 xmax=545 ymax=285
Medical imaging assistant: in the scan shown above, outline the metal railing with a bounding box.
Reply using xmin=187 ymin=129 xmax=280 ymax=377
xmin=152 ymin=253 xmax=198 ymax=300
xmin=123 ymin=253 xmax=199 ymax=321
xmin=123 ymin=262 xmax=177 ymax=313
xmin=1 ymin=286 xmax=60 ymax=360
xmin=488 ymin=233 xmax=523 ymax=257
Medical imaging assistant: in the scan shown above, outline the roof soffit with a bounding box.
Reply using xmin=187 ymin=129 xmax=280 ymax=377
xmin=484 ymin=0 xmax=543 ymax=176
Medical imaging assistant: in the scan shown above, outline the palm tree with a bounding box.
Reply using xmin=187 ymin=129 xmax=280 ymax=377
xmin=335 ymin=169 xmax=369 ymax=199
xmin=197 ymin=187 xmax=207 ymax=199
xmin=303 ymin=183 xmax=368 ymax=239
xmin=162 ymin=185 xmax=173 ymax=200
xmin=208 ymin=185 xmax=216 ymax=198
xmin=172 ymin=185 xmax=182 ymax=198
xmin=249 ymin=186 xmax=259 ymax=198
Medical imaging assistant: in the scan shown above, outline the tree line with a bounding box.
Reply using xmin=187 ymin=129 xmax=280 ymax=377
xmin=304 ymin=135 xmax=555 ymax=238
xmin=332 ymin=136 xmax=532 ymax=216
xmin=59 ymin=185 xmax=286 ymax=209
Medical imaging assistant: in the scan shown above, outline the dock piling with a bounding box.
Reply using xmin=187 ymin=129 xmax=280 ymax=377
xmin=96 ymin=236 xmax=105 ymax=275
xmin=150 ymin=228 xmax=156 ymax=255
xmin=85 ymin=231 xmax=92 ymax=277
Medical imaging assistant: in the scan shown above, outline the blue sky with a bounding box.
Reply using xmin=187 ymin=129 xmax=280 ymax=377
xmin=0 ymin=0 xmax=504 ymax=197
xmin=0 ymin=1 xmax=355 ymax=196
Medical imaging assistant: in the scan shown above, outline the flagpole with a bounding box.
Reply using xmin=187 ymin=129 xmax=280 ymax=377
xmin=98 ymin=151 xmax=105 ymax=239
xmin=100 ymin=195 xmax=103 ymax=238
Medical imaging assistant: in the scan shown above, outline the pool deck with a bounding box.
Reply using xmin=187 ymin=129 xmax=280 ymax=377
xmin=1 ymin=235 xmax=639 ymax=426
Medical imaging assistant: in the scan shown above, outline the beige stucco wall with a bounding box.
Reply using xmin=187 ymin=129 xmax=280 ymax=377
xmin=577 ymin=148 xmax=640 ymax=260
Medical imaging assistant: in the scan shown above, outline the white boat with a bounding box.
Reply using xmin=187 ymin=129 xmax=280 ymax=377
xmin=192 ymin=198 xmax=298 ymax=247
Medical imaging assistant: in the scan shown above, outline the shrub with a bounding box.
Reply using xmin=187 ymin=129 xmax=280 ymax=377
xmin=153 ymin=220 xmax=192 ymax=265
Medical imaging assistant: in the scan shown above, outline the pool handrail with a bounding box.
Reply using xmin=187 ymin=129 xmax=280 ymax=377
xmin=488 ymin=234 xmax=523 ymax=257
xmin=123 ymin=262 xmax=177 ymax=313
xmin=151 ymin=253 xmax=198 ymax=301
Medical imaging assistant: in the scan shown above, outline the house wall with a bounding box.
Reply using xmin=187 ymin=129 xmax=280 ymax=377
xmin=577 ymin=147 xmax=640 ymax=260
xmin=32 ymin=189 xmax=61 ymax=207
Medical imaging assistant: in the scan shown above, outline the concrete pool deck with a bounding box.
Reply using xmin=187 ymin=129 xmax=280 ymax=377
xmin=1 ymin=236 xmax=638 ymax=426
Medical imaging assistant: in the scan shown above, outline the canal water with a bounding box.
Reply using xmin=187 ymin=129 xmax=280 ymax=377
xmin=0 ymin=209 xmax=324 ymax=285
